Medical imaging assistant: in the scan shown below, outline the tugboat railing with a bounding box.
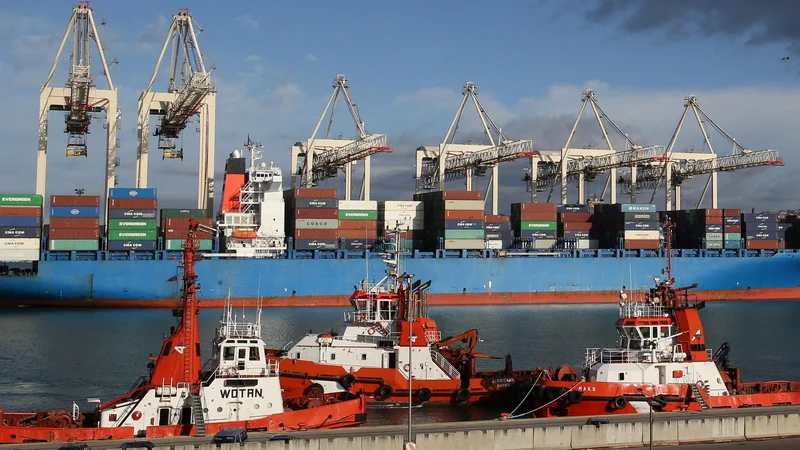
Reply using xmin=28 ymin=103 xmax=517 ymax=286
xmin=424 ymin=330 xmax=441 ymax=344
xmin=585 ymin=346 xmax=689 ymax=365
xmin=430 ymin=350 xmax=461 ymax=380
xmin=619 ymin=302 xmax=667 ymax=318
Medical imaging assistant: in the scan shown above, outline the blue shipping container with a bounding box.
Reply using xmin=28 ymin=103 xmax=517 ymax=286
xmin=621 ymin=204 xmax=657 ymax=213
xmin=108 ymin=188 xmax=158 ymax=199
xmin=557 ymin=204 xmax=590 ymax=213
xmin=724 ymin=240 xmax=742 ymax=249
xmin=744 ymin=222 xmax=777 ymax=231
xmin=343 ymin=239 xmax=377 ymax=251
xmin=706 ymin=224 xmax=723 ymax=233
xmin=107 ymin=209 xmax=158 ymax=220
xmin=623 ymin=212 xmax=657 ymax=221
xmin=444 ymin=220 xmax=484 ymax=230
xmin=563 ymin=230 xmax=591 ymax=239
xmin=295 ymin=198 xmax=338 ymax=209
xmin=520 ymin=230 xmax=557 ymax=239
xmin=724 ymin=216 xmax=741 ymax=225
xmin=485 ymin=223 xmax=501 ymax=232
xmin=50 ymin=206 xmax=100 ymax=218
xmin=107 ymin=240 xmax=158 ymax=251
xmin=0 ymin=216 xmax=41 ymax=227
xmin=777 ymin=223 xmax=789 ymax=232
xmin=294 ymin=239 xmax=338 ymax=250
xmin=742 ymin=213 xmax=777 ymax=223
xmin=0 ymin=226 xmax=41 ymax=238
xmin=624 ymin=221 xmax=659 ymax=230
xmin=485 ymin=232 xmax=502 ymax=240
xmin=746 ymin=230 xmax=777 ymax=240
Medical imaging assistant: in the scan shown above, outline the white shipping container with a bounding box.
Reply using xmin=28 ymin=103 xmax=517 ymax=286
xmin=338 ymin=200 xmax=378 ymax=210
xmin=379 ymin=200 xmax=423 ymax=212
xmin=0 ymin=238 xmax=40 ymax=250
xmin=381 ymin=219 xmax=424 ymax=230
xmin=444 ymin=200 xmax=485 ymax=211
xmin=444 ymin=239 xmax=485 ymax=250
xmin=295 ymin=219 xmax=339 ymax=229
xmin=381 ymin=210 xmax=424 ymax=221
xmin=485 ymin=240 xmax=503 ymax=249
xmin=706 ymin=233 xmax=723 ymax=241
xmin=531 ymin=239 xmax=557 ymax=249
xmin=624 ymin=230 xmax=660 ymax=240
xmin=573 ymin=239 xmax=600 ymax=249
xmin=0 ymin=249 xmax=41 ymax=262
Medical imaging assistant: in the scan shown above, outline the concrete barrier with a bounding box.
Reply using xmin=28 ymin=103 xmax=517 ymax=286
xmin=532 ymin=426 xmax=572 ymax=449
xmin=778 ymin=413 xmax=800 ymax=437
xmin=273 ymin=438 xmax=320 ymax=450
xmin=745 ymin=414 xmax=780 ymax=439
xmin=318 ymin=437 xmax=359 ymax=450
xmin=677 ymin=416 xmax=746 ymax=443
xmin=492 ymin=427 xmax=535 ymax=450
xmin=416 ymin=432 xmax=455 ymax=450
xmin=359 ymin=434 xmax=403 ymax=450
xmin=571 ymin=422 xmax=643 ymax=449
xmin=643 ymin=419 xmax=679 ymax=446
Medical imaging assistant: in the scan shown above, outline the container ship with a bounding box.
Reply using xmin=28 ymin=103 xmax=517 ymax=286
xmin=1 ymin=142 xmax=799 ymax=309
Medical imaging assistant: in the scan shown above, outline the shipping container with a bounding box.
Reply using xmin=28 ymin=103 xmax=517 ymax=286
xmin=160 ymin=208 xmax=207 ymax=219
xmin=108 ymin=209 xmax=158 ymax=219
xmin=705 ymin=240 xmax=723 ymax=249
xmin=704 ymin=224 xmax=723 ymax=233
xmin=49 ymin=195 xmax=100 ymax=207
xmin=511 ymin=203 xmax=557 ymax=213
xmin=563 ymin=230 xmax=591 ymax=239
xmin=0 ymin=206 xmax=42 ymax=217
xmin=108 ymin=229 xmax=158 ymax=241
xmin=0 ymin=238 xmax=40 ymax=250
xmin=108 ymin=188 xmax=157 ymax=199
xmin=49 ymin=217 xmax=99 ymax=229
xmin=519 ymin=221 xmax=557 ymax=231
xmin=164 ymin=239 xmax=213 ymax=251
xmin=286 ymin=188 xmax=337 ymax=199
xmin=444 ymin=229 xmax=485 ymax=240
xmin=485 ymin=240 xmax=503 ymax=250
xmin=339 ymin=210 xmax=378 ymax=221
xmin=293 ymin=198 xmax=338 ymax=209
xmin=706 ymin=233 xmax=723 ymax=241
xmin=160 ymin=217 xmax=215 ymax=228
xmin=703 ymin=216 xmax=723 ymax=225
xmin=745 ymin=239 xmax=779 ymax=250
xmin=723 ymin=208 xmax=741 ymax=217
xmin=380 ymin=218 xmax=424 ymax=230
xmin=48 ymin=239 xmax=99 ymax=251
xmin=337 ymin=220 xmax=376 ymax=230
xmin=0 ymin=194 xmax=43 ymax=207
xmin=745 ymin=230 xmax=777 ymax=240
xmin=443 ymin=210 xmax=484 ymax=220
xmin=519 ymin=230 xmax=558 ymax=239
xmin=108 ymin=219 xmax=158 ymax=230
xmin=725 ymin=232 xmax=742 ymax=241
xmin=0 ymin=216 xmax=41 ymax=227
xmin=723 ymin=216 xmax=741 ymax=225
xmin=724 ymin=224 xmax=742 ymax=233
xmin=0 ymin=249 xmax=40 ymax=262
xmin=623 ymin=230 xmax=660 ymax=240
xmin=484 ymin=214 xmax=505 ymax=224
xmin=560 ymin=212 xmax=593 ymax=222
xmin=294 ymin=229 xmax=339 ymax=240
xmin=379 ymin=200 xmax=423 ymax=212
xmin=620 ymin=204 xmax=657 ymax=213
xmin=623 ymin=221 xmax=659 ymax=230
xmin=623 ymin=239 xmax=660 ymax=250
xmin=294 ymin=219 xmax=339 ymax=229
xmin=557 ymin=204 xmax=590 ymax=213
xmin=338 ymin=200 xmax=378 ymax=210
xmin=623 ymin=212 xmax=658 ymax=221
xmin=725 ymin=240 xmax=742 ymax=249
xmin=342 ymin=239 xmax=377 ymax=251
xmin=443 ymin=200 xmax=484 ymax=211
xmin=443 ymin=238 xmax=485 ymax=250
xmin=744 ymin=222 xmax=777 ymax=231
xmin=339 ymin=229 xmax=378 ymax=240
xmin=107 ymin=240 xmax=159 ymax=251
xmin=380 ymin=210 xmax=424 ymax=221
xmin=50 ymin=206 xmax=100 ymax=218
xmin=518 ymin=238 xmax=558 ymax=250
xmin=294 ymin=208 xmax=339 ymax=219
xmin=516 ymin=211 xmax=558 ymax=221
xmin=108 ymin=198 xmax=158 ymax=210
xmin=742 ymin=213 xmax=777 ymax=223
xmin=162 ymin=228 xmax=214 ymax=239
xmin=561 ymin=222 xmax=593 ymax=231
xmin=485 ymin=232 xmax=502 ymax=240
xmin=294 ymin=239 xmax=338 ymax=250
xmin=444 ymin=219 xmax=484 ymax=230
xmin=485 ymin=223 xmax=501 ymax=232
xmin=49 ymin=228 xmax=100 ymax=239
xmin=0 ymin=226 xmax=41 ymax=238
xmin=435 ymin=191 xmax=482 ymax=201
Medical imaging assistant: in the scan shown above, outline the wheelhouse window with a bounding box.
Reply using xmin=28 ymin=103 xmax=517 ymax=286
xmin=249 ymin=347 xmax=260 ymax=361
xmin=238 ymin=348 xmax=246 ymax=359
xmin=223 ymin=346 xmax=235 ymax=361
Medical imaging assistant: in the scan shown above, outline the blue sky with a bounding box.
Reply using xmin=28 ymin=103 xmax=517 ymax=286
xmin=1 ymin=0 xmax=799 ymax=212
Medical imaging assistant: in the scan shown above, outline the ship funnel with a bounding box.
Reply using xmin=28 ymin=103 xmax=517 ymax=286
xmin=231 ymin=149 xmax=243 ymax=159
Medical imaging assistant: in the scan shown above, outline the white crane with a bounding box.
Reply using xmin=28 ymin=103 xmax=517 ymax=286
xmin=37 ymin=1 xmax=119 ymax=211
xmin=137 ymin=8 xmax=216 ymax=210
xmin=291 ymin=75 xmax=390 ymax=201
xmin=414 ymin=82 xmax=534 ymax=215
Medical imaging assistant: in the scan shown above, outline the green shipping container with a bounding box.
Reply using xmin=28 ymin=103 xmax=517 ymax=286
xmin=108 ymin=229 xmax=158 ymax=241
xmin=705 ymin=240 xmax=723 ymax=249
xmin=165 ymin=239 xmax=213 ymax=250
xmin=107 ymin=219 xmax=157 ymax=230
xmin=0 ymin=194 xmax=43 ymax=207
xmin=520 ymin=221 xmax=557 ymax=231
xmin=160 ymin=208 xmax=207 ymax=219
xmin=444 ymin=229 xmax=485 ymax=240
xmin=725 ymin=232 xmax=741 ymax=241
xmin=48 ymin=239 xmax=99 ymax=251
xmin=339 ymin=210 xmax=378 ymax=220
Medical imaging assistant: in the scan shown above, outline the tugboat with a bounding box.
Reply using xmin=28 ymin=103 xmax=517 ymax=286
xmin=525 ymin=219 xmax=800 ymax=417
xmin=266 ymin=229 xmax=540 ymax=405
xmin=0 ymin=221 xmax=366 ymax=444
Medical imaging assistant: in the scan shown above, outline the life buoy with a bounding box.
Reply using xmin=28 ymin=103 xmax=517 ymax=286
xmin=367 ymin=328 xmax=376 ymax=335
xmin=375 ymin=384 xmax=394 ymax=400
xmin=339 ymin=374 xmax=356 ymax=389
xmin=454 ymin=387 xmax=470 ymax=403
xmin=131 ymin=411 xmax=142 ymax=420
xmin=567 ymin=390 xmax=583 ymax=404
xmin=416 ymin=388 xmax=432 ymax=402
xmin=612 ymin=396 xmax=627 ymax=410
xmin=403 ymin=364 xmax=410 ymax=372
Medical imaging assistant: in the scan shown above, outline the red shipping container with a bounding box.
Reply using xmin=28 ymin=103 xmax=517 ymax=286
xmin=50 ymin=218 xmax=99 ymax=229
xmin=444 ymin=210 xmax=484 ymax=220
xmin=745 ymin=239 xmax=779 ymax=250
xmin=163 ymin=228 xmax=214 ymax=239
xmin=484 ymin=215 xmax=504 ymax=224
xmin=704 ymin=216 xmax=723 ymax=225
xmin=723 ymin=208 xmax=741 ymax=217
xmin=161 ymin=217 xmax=214 ymax=228
xmin=294 ymin=208 xmax=339 ymax=219
xmin=339 ymin=229 xmax=378 ymax=239
xmin=338 ymin=220 xmax=377 ymax=230
xmin=50 ymin=195 xmax=100 ymax=207
xmin=49 ymin=228 xmax=100 ymax=239
xmin=0 ymin=206 xmax=42 ymax=216
xmin=294 ymin=229 xmax=339 ymax=240
xmin=724 ymin=224 xmax=742 ymax=233
xmin=287 ymin=188 xmax=337 ymax=199
xmin=701 ymin=208 xmax=723 ymax=218
xmin=439 ymin=190 xmax=482 ymax=201
xmin=561 ymin=222 xmax=593 ymax=231
xmin=624 ymin=239 xmax=660 ymax=250
xmin=500 ymin=215 xmax=510 ymax=223
xmin=513 ymin=203 xmax=557 ymax=213
xmin=518 ymin=211 xmax=558 ymax=221
xmin=559 ymin=212 xmax=593 ymax=222
xmin=108 ymin=198 xmax=158 ymax=210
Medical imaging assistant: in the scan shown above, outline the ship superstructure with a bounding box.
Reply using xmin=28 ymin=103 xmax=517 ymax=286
xmin=216 ymin=137 xmax=286 ymax=258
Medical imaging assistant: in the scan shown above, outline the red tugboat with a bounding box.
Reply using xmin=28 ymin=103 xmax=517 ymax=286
xmin=0 ymin=221 xmax=366 ymax=444
xmin=526 ymin=219 xmax=800 ymax=418
xmin=266 ymin=229 xmax=540 ymax=405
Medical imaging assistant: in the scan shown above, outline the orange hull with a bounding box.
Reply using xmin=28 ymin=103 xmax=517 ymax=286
xmin=0 ymin=396 xmax=366 ymax=444
xmin=530 ymin=381 xmax=800 ymax=418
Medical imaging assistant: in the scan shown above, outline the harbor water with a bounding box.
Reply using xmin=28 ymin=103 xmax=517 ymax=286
xmin=0 ymin=302 xmax=798 ymax=426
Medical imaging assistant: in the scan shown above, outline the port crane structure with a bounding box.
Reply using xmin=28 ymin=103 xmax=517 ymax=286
xmin=136 ymin=9 xmax=216 ymax=210
xmin=415 ymin=82 xmax=535 ymax=215
xmin=291 ymin=75 xmax=391 ymax=201
xmin=37 ymin=1 xmax=119 ymax=212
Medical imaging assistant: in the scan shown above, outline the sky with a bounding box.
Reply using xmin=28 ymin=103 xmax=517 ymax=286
xmin=1 ymin=0 xmax=799 ymax=214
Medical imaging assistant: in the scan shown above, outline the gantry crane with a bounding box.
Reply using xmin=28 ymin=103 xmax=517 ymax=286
xmin=414 ymin=82 xmax=534 ymax=215
xmin=619 ymin=95 xmax=783 ymax=210
xmin=290 ymin=75 xmax=391 ymax=200
xmin=37 ymin=1 xmax=119 ymax=204
xmin=137 ymin=9 xmax=216 ymax=210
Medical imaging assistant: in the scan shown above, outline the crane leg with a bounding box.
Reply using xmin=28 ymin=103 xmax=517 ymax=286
xmin=345 ymin=163 xmax=352 ymax=201
xmin=198 ymin=104 xmax=208 ymax=210
xmin=492 ymin=165 xmax=498 ymax=215
xmin=363 ymin=154 xmax=371 ymax=201
xmin=104 ymin=95 xmax=118 ymax=225
xmin=36 ymin=92 xmax=50 ymax=197
xmin=205 ymin=95 xmax=217 ymax=214
xmin=610 ymin=168 xmax=617 ymax=204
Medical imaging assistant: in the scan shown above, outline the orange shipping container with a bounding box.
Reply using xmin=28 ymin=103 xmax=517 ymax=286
xmin=512 ymin=203 xmax=557 ymax=213
xmin=704 ymin=216 xmax=723 ymax=226
xmin=444 ymin=210 xmax=484 ymax=220
xmin=294 ymin=208 xmax=339 ymax=219
xmin=337 ymin=220 xmax=377 ymax=230
xmin=561 ymin=222 xmax=593 ymax=231
xmin=560 ymin=212 xmax=593 ymax=222
xmin=294 ymin=229 xmax=339 ymax=240
xmin=518 ymin=211 xmax=558 ymax=221
xmin=49 ymin=228 xmax=100 ymax=239
xmin=161 ymin=217 xmax=214 ymax=228
xmin=50 ymin=218 xmax=100 ymax=229
xmin=723 ymin=208 xmax=741 ymax=217
xmin=108 ymin=198 xmax=158 ymax=210
xmin=163 ymin=228 xmax=214 ymax=239
xmin=623 ymin=239 xmax=660 ymax=250
xmin=745 ymin=240 xmax=779 ymax=250
xmin=724 ymin=224 xmax=742 ymax=233
xmin=50 ymin=195 xmax=101 ymax=207
xmin=0 ymin=206 xmax=42 ymax=216
xmin=484 ymin=215 xmax=503 ymax=224
xmin=287 ymin=188 xmax=337 ymax=199
xmin=339 ymin=229 xmax=378 ymax=240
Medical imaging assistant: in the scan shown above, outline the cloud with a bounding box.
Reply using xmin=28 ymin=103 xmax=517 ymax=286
xmin=237 ymin=14 xmax=259 ymax=31
xmin=304 ymin=53 xmax=319 ymax=64
xmin=132 ymin=15 xmax=169 ymax=53
xmin=395 ymin=87 xmax=460 ymax=110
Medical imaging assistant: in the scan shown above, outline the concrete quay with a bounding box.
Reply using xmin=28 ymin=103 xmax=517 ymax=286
xmin=3 ymin=405 xmax=800 ymax=450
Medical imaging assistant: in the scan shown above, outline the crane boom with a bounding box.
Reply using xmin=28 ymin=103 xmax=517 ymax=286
xmin=310 ymin=134 xmax=391 ymax=184
xmin=417 ymin=140 xmax=534 ymax=190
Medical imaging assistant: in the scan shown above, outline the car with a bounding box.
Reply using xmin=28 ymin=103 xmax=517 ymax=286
xmin=211 ymin=427 xmax=248 ymax=447
xmin=120 ymin=441 xmax=155 ymax=450
xmin=58 ymin=444 xmax=92 ymax=450
xmin=269 ymin=434 xmax=293 ymax=442
xmin=586 ymin=417 xmax=610 ymax=427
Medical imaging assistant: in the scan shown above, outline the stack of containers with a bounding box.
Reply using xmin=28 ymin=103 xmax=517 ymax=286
xmin=595 ymin=203 xmax=660 ymax=249
xmin=783 ymin=215 xmax=800 ymax=249
xmin=49 ymin=194 xmax=101 ymax=251
xmin=0 ymin=194 xmax=43 ymax=261
xmin=284 ymin=188 xmax=339 ymax=251
xmin=510 ymin=203 xmax=557 ymax=249
xmin=160 ymin=209 xmax=213 ymax=250
xmin=107 ymin=188 xmax=158 ymax=251
xmin=378 ymin=200 xmax=424 ymax=249
xmin=557 ymin=204 xmax=596 ymax=249
xmin=671 ymin=209 xmax=724 ymax=249
xmin=484 ymin=215 xmax=511 ymax=250
xmin=338 ymin=200 xmax=378 ymax=251
xmin=415 ymin=191 xmax=484 ymax=250
xmin=723 ymin=209 xmax=742 ymax=249
xmin=742 ymin=212 xmax=779 ymax=250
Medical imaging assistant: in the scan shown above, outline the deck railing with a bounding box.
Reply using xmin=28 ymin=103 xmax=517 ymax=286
xmin=430 ymin=350 xmax=461 ymax=380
